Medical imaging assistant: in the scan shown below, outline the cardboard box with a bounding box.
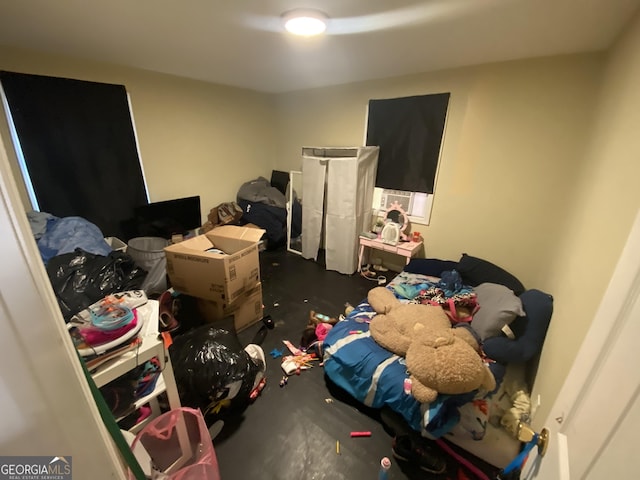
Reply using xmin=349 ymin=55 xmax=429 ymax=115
xmin=164 ymin=225 xmax=265 ymax=303
xmin=243 ymin=223 xmax=267 ymax=251
xmin=197 ymin=282 xmax=263 ymax=332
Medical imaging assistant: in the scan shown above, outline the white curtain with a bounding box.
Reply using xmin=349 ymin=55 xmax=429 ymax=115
xmin=301 ymin=147 xmax=379 ymax=274
xmin=301 ymin=158 xmax=327 ymax=261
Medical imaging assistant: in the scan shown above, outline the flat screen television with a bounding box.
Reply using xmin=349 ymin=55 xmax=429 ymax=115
xmin=131 ymin=195 xmax=202 ymax=239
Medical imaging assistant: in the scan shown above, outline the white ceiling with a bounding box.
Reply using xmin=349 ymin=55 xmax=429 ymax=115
xmin=0 ymin=0 xmax=639 ymax=93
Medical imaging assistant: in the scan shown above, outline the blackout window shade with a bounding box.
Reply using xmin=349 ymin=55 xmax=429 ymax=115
xmin=366 ymin=93 xmax=450 ymax=194
xmin=0 ymin=71 xmax=148 ymax=240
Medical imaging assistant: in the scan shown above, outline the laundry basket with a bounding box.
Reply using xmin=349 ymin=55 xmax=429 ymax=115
xmin=127 ymin=237 xmax=168 ymax=295
xmin=128 ymin=407 xmax=220 ymax=480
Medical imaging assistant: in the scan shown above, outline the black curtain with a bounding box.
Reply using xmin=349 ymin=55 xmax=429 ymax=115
xmin=1 ymin=71 xmax=148 ymax=239
xmin=366 ymin=93 xmax=450 ymax=194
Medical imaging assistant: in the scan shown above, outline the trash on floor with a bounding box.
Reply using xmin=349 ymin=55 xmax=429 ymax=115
xmin=169 ymin=326 xmax=266 ymax=429
xmin=283 ymin=339 xmax=302 ymax=355
xmin=262 ymin=314 xmax=274 ymax=329
xmin=281 ymin=353 xmax=317 ymax=375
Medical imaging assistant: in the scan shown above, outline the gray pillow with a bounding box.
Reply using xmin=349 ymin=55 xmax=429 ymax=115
xmin=471 ymin=283 xmax=525 ymax=341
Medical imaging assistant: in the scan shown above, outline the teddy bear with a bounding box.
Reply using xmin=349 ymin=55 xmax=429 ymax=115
xmin=368 ymin=286 xmax=495 ymax=403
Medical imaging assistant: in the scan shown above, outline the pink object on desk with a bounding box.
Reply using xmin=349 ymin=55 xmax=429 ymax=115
xmin=350 ymin=431 xmax=372 ymax=437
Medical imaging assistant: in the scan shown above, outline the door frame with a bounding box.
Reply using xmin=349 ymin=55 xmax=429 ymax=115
xmin=0 ymin=127 xmax=127 ymax=476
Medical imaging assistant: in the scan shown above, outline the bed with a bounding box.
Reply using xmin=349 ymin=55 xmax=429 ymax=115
xmin=322 ymin=254 xmax=553 ymax=468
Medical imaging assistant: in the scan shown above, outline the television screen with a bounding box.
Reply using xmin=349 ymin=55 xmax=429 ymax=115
xmin=132 ymin=195 xmax=202 ymax=239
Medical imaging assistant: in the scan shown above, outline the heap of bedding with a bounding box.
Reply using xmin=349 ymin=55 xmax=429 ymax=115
xmin=322 ymin=254 xmax=553 ymax=468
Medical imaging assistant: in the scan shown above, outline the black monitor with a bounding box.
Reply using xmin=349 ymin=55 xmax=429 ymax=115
xmin=132 ymin=195 xmax=202 ymax=239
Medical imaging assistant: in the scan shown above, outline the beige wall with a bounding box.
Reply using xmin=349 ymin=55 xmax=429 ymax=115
xmin=0 ymin=46 xmax=276 ymax=221
xmin=273 ymin=55 xmax=611 ymax=422
xmin=533 ymin=11 xmax=640 ymax=426
xmin=274 ymin=55 xmax=603 ymax=288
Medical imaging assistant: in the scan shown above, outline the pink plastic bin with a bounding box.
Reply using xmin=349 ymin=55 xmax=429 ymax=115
xmin=129 ymin=407 xmax=220 ymax=480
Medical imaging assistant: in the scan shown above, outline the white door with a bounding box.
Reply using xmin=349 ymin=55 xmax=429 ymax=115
xmin=523 ymin=209 xmax=640 ymax=479
xmin=0 ymin=128 xmax=127 ymax=477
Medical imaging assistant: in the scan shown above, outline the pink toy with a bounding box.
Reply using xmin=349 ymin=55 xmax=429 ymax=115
xmin=315 ymin=322 xmax=333 ymax=341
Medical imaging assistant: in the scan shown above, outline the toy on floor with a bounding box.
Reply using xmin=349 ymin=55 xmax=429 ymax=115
xmin=270 ymin=348 xmax=284 ymax=358
xmin=249 ymin=378 xmax=267 ymax=400
xmin=344 ymin=302 xmax=354 ymax=315
xmin=281 ymin=353 xmax=318 ymax=375
xmin=301 ymin=310 xmax=337 ymax=348
xmin=309 ymin=310 xmax=338 ymax=325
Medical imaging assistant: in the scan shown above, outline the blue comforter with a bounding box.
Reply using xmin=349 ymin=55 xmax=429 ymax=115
xmin=323 ymin=298 xmax=476 ymax=437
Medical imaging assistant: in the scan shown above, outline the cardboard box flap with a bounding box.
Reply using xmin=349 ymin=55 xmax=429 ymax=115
xmin=164 ymin=234 xmax=216 ymax=255
xmin=209 ymin=225 xmax=266 ymax=243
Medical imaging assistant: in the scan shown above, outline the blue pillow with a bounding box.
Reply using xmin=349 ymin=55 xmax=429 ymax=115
xmin=404 ymin=258 xmax=457 ymax=277
xmin=456 ymin=253 xmax=525 ymax=295
xmin=482 ymin=289 xmax=553 ymax=364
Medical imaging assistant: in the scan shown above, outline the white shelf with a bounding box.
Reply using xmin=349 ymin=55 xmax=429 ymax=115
xmin=90 ymin=300 xmax=181 ymax=431
xmin=92 ymin=301 xmax=162 ymax=387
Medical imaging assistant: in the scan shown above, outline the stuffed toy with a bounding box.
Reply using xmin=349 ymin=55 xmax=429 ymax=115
xmin=368 ymin=286 xmax=495 ymax=403
xmin=300 ymin=310 xmax=339 ymax=348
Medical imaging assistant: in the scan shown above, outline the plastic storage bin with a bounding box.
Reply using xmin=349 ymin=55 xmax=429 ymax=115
xmin=127 ymin=237 xmax=168 ymax=295
xmin=127 ymin=237 xmax=168 ymax=271
xmin=129 ymin=407 xmax=220 ymax=480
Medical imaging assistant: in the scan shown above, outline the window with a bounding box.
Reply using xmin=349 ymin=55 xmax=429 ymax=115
xmin=366 ymin=92 xmax=450 ymax=225
xmin=0 ymin=71 xmax=148 ymax=239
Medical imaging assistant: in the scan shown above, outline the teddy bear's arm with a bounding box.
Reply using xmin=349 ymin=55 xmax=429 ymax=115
xmin=410 ymin=375 xmax=438 ymax=403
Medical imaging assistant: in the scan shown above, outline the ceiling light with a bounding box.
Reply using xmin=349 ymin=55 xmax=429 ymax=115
xmin=282 ymin=9 xmax=328 ymax=36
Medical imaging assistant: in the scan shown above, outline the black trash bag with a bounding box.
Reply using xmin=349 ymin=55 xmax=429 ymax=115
xmin=169 ymin=326 xmax=260 ymax=417
xmin=46 ymin=248 xmax=147 ymax=321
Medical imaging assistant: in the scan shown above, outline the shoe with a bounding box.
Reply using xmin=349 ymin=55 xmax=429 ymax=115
xmin=158 ymin=290 xmax=180 ymax=333
xmin=360 ymin=266 xmax=378 ymax=281
xmin=373 ymin=264 xmax=389 ymax=272
xmin=392 ymin=434 xmax=447 ymax=474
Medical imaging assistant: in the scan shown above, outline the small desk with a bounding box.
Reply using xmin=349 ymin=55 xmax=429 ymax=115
xmin=358 ymin=236 xmax=423 ymax=272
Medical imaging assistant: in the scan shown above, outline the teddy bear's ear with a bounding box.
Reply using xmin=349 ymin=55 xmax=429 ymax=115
xmin=367 ymin=286 xmax=398 ymax=314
